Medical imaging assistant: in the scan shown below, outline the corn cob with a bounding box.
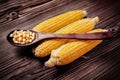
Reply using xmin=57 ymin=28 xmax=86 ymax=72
xmin=32 ymin=10 xmax=87 ymax=32
xmin=45 ymin=29 xmax=106 ymax=67
xmin=34 ymin=17 xmax=99 ymax=57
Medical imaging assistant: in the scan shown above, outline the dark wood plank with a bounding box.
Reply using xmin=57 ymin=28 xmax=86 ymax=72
xmin=0 ymin=0 xmax=120 ymax=80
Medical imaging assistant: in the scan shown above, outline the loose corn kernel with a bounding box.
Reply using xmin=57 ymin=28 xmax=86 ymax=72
xmin=45 ymin=29 xmax=106 ymax=67
xmin=10 ymin=30 xmax=36 ymax=45
xmin=32 ymin=10 xmax=87 ymax=32
xmin=34 ymin=17 xmax=99 ymax=57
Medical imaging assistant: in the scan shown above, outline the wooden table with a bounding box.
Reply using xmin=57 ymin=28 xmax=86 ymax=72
xmin=0 ymin=0 xmax=120 ymax=80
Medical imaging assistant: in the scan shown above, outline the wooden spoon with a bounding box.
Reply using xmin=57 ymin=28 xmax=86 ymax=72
xmin=7 ymin=29 xmax=116 ymax=47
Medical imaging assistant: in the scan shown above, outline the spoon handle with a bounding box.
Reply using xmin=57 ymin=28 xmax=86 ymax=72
xmin=45 ymin=25 xmax=120 ymax=40
xmin=42 ymin=30 xmax=114 ymax=40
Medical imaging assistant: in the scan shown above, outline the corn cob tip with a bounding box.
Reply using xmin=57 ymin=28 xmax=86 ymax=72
xmin=91 ymin=16 xmax=99 ymax=24
xmin=45 ymin=44 xmax=67 ymax=67
xmin=44 ymin=49 xmax=58 ymax=67
xmin=34 ymin=49 xmax=43 ymax=57
xmin=44 ymin=58 xmax=55 ymax=67
xmin=94 ymin=16 xmax=99 ymax=22
xmin=34 ymin=52 xmax=39 ymax=57
xmin=82 ymin=10 xmax=87 ymax=17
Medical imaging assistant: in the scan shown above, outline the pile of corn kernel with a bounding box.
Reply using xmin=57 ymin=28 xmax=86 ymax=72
xmin=10 ymin=30 xmax=36 ymax=44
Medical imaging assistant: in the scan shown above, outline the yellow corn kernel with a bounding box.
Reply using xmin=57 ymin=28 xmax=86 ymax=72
xmin=35 ymin=17 xmax=99 ymax=57
xmin=45 ymin=29 xmax=106 ymax=67
xmin=32 ymin=10 xmax=87 ymax=32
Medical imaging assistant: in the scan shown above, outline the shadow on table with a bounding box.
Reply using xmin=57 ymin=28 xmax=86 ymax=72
xmin=14 ymin=42 xmax=50 ymax=65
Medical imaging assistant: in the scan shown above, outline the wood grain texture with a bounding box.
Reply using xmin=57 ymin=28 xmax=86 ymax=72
xmin=0 ymin=0 xmax=120 ymax=80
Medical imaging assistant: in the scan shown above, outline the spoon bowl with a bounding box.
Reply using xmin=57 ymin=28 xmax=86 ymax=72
xmin=7 ymin=30 xmax=38 ymax=47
